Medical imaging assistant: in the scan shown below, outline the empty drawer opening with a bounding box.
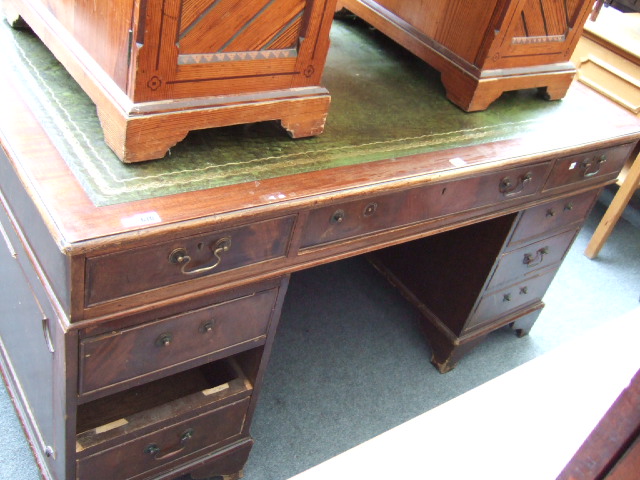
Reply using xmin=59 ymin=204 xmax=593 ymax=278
xmin=75 ymin=357 xmax=252 ymax=454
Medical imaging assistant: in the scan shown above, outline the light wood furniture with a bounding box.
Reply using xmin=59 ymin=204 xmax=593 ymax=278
xmin=338 ymin=0 xmax=595 ymax=111
xmin=571 ymin=7 xmax=640 ymax=258
xmin=2 ymin=17 xmax=640 ymax=480
xmin=2 ymin=0 xmax=338 ymax=162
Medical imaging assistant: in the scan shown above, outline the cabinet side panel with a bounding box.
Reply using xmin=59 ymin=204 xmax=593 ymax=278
xmin=0 ymin=146 xmax=72 ymax=317
xmin=0 ymin=202 xmax=60 ymax=478
xmin=372 ymin=0 xmax=503 ymax=64
xmin=31 ymin=0 xmax=135 ymax=91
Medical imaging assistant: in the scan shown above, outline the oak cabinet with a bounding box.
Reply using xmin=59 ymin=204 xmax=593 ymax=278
xmin=339 ymin=0 xmax=595 ymax=111
xmin=3 ymin=0 xmax=337 ymax=162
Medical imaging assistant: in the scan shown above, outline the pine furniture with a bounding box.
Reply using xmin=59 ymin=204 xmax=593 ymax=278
xmin=338 ymin=0 xmax=596 ymax=111
xmin=2 ymin=0 xmax=338 ymax=162
xmin=570 ymin=7 xmax=640 ymax=258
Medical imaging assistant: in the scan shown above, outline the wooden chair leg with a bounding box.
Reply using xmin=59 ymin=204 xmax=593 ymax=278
xmin=585 ymin=155 xmax=640 ymax=259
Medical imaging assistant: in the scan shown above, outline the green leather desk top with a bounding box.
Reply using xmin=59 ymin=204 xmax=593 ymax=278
xmin=0 ymin=15 xmax=629 ymax=207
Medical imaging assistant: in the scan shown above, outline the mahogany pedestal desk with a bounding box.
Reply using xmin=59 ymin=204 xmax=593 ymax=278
xmin=1 ymin=16 xmax=640 ymax=480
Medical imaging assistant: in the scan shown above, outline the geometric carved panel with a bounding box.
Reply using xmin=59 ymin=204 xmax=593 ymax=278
xmin=178 ymin=0 xmax=306 ymax=55
xmin=511 ymin=0 xmax=584 ymax=45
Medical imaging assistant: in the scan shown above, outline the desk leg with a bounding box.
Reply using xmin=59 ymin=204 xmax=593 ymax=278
xmin=187 ymin=439 xmax=253 ymax=480
xmin=510 ymin=308 xmax=543 ymax=338
xmin=426 ymin=331 xmax=489 ymax=374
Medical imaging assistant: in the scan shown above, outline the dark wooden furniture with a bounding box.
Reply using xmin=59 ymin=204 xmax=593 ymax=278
xmin=2 ymin=16 xmax=640 ymax=480
xmin=338 ymin=0 xmax=595 ymax=111
xmin=557 ymin=368 xmax=640 ymax=480
xmin=2 ymin=0 xmax=337 ymax=162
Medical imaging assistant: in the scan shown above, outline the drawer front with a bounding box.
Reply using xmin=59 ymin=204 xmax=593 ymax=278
xmin=508 ymin=190 xmax=597 ymax=247
xmin=543 ymin=144 xmax=634 ymax=191
xmin=79 ymin=289 xmax=277 ymax=395
xmin=467 ymin=270 xmax=556 ymax=330
xmin=86 ymin=215 xmax=295 ymax=305
xmin=76 ymin=397 xmax=250 ymax=480
xmin=488 ymin=229 xmax=576 ymax=290
xmin=301 ymin=163 xmax=549 ymax=248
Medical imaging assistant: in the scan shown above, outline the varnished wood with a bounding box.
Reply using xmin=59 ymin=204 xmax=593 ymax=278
xmin=2 ymin=19 xmax=640 ymax=480
xmin=557 ymin=369 xmax=640 ymax=480
xmin=585 ymin=152 xmax=640 ymax=258
xmin=340 ymin=0 xmax=594 ymax=111
xmin=3 ymin=0 xmax=338 ymax=161
xmin=571 ymin=8 xmax=640 ymax=258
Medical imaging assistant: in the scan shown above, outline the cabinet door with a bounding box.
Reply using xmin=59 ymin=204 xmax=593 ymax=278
xmin=484 ymin=0 xmax=593 ymax=69
xmin=130 ymin=0 xmax=336 ymax=102
xmin=0 ymin=208 xmax=57 ymax=467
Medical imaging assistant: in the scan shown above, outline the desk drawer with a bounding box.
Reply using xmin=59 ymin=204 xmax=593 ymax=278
xmin=543 ymin=144 xmax=633 ymax=191
xmin=467 ymin=270 xmax=556 ymax=331
xmin=79 ymin=288 xmax=277 ymax=395
xmin=488 ymin=229 xmax=576 ymax=290
xmin=301 ymin=163 xmax=549 ymax=248
xmin=76 ymin=360 xmax=251 ymax=480
xmin=508 ymin=191 xmax=597 ymax=247
xmin=85 ymin=215 xmax=295 ymax=305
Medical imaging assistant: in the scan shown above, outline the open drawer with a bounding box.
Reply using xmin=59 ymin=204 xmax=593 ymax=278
xmin=75 ymin=357 xmax=252 ymax=480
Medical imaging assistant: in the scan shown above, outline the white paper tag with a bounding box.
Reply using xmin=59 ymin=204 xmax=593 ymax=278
xmin=121 ymin=211 xmax=162 ymax=228
xmin=449 ymin=157 xmax=467 ymax=167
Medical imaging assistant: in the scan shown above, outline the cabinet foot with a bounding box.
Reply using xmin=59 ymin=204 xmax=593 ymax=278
xmin=189 ymin=471 xmax=243 ymax=480
xmin=441 ymin=67 xmax=575 ymax=112
xmin=280 ymin=112 xmax=328 ymax=139
xmin=186 ymin=439 xmax=253 ymax=480
xmin=97 ymin=106 xmax=190 ymax=163
xmin=509 ymin=307 xmax=543 ymax=338
xmin=429 ymin=334 xmax=488 ymax=373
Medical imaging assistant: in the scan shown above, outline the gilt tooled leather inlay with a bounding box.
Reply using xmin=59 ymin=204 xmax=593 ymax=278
xmin=2 ymin=17 xmax=594 ymax=207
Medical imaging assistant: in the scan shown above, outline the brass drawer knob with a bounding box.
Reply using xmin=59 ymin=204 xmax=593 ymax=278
xmin=200 ymin=321 xmax=215 ymax=333
xmin=155 ymin=333 xmax=173 ymax=347
xmin=363 ymin=202 xmax=378 ymax=217
xmin=330 ymin=209 xmax=345 ymax=224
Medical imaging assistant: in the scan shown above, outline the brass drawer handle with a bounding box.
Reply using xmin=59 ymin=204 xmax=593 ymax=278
xmin=169 ymin=237 xmax=232 ymax=275
xmin=144 ymin=428 xmax=194 ymax=461
xmin=499 ymin=172 xmax=532 ymax=197
xmin=42 ymin=317 xmax=55 ymax=353
xmin=523 ymin=246 xmax=549 ymax=268
xmin=580 ymin=155 xmax=607 ymax=178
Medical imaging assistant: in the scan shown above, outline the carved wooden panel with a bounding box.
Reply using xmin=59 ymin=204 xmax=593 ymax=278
xmin=511 ymin=0 xmax=584 ymax=44
xmin=178 ymin=0 xmax=306 ymax=55
xmin=131 ymin=0 xmax=334 ymax=102
xmin=485 ymin=0 xmax=593 ymax=69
